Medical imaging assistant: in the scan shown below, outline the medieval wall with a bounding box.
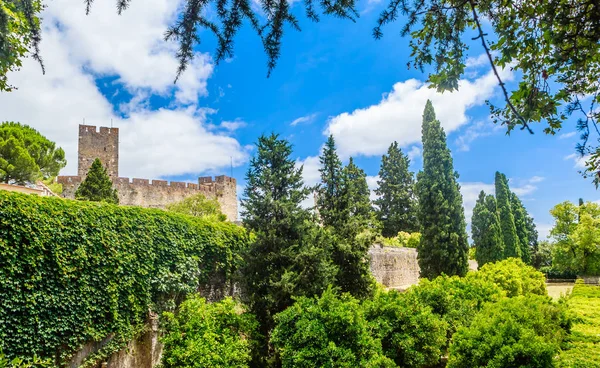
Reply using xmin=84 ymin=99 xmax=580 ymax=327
xmin=58 ymin=175 xmax=238 ymax=221
xmin=78 ymin=125 xmax=119 ymax=179
xmin=369 ymin=245 xmax=479 ymax=289
xmin=58 ymin=125 xmax=238 ymax=221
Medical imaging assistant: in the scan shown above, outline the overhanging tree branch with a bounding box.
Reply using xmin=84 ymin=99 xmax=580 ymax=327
xmin=468 ymin=0 xmax=533 ymax=134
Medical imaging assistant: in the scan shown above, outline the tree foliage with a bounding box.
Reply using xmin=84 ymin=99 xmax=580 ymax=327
xmin=316 ymin=138 xmax=375 ymax=299
xmin=0 ymin=0 xmax=43 ymax=92
xmin=271 ymin=288 xmax=394 ymax=368
xmin=161 ymin=296 xmax=258 ymax=368
xmin=374 ymin=141 xmax=418 ymax=237
xmin=166 ymin=193 xmax=227 ymax=221
xmin=240 ymin=134 xmax=336 ymax=358
xmin=0 ymin=190 xmax=250 ymax=364
xmin=343 ymin=157 xmax=376 ymax=232
xmin=0 ymin=122 xmax=66 ymax=184
xmin=363 ymin=289 xmax=447 ymax=368
xmin=471 ymin=191 xmax=504 ymax=267
xmin=416 ymin=100 xmax=468 ymax=279
xmin=75 ymin=158 xmax=119 ymax=204
xmin=447 ymin=295 xmax=570 ymax=368
xmin=511 ymin=192 xmax=532 ymax=264
xmin=550 ymin=201 xmax=600 ymax=276
xmin=316 ymin=135 xmax=346 ymax=231
xmin=495 ymin=172 xmax=521 ymax=259
xmin=470 ymin=258 xmax=547 ymax=298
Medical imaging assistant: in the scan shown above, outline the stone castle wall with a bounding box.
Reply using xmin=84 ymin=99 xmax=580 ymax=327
xmin=58 ymin=124 xmax=238 ymax=221
xmin=58 ymin=175 xmax=238 ymax=221
xmin=369 ymin=245 xmax=478 ymax=289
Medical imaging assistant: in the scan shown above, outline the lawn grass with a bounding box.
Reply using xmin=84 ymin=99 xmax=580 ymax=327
xmin=556 ymin=281 xmax=600 ymax=368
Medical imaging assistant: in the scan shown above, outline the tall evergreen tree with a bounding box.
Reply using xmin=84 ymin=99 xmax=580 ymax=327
xmin=342 ymin=157 xmax=375 ymax=231
xmin=495 ymin=172 xmax=521 ymax=259
xmin=511 ymin=192 xmax=532 ymax=264
xmin=316 ymin=135 xmax=346 ymax=230
xmin=471 ymin=191 xmax=504 ymax=267
xmin=415 ymin=100 xmax=469 ymax=279
xmin=75 ymin=158 xmax=118 ymax=204
xmin=331 ymin=157 xmax=376 ymax=298
xmin=374 ymin=141 xmax=418 ymax=237
xmin=240 ymin=134 xmax=336 ymax=357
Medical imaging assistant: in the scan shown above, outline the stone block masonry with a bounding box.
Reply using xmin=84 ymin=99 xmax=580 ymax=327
xmin=58 ymin=125 xmax=238 ymax=221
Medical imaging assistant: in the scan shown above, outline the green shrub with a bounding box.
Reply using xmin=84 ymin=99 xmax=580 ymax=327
xmin=448 ymin=295 xmax=570 ymax=368
xmin=406 ymin=275 xmax=503 ymax=343
xmin=363 ymin=289 xmax=446 ymax=367
xmin=540 ymin=266 xmax=577 ymax=280
xmin=379 ymin=232 xmax=421 ymax=248
xmin=0 ymin=191 xmax=250 ymax=364
xmin=271 ymin=288 xmax=394 ymax=368
xmin=161 ymin=296 xmax=257 ymax=368
xmin=469 ymin=258 xmax=547 ymax=297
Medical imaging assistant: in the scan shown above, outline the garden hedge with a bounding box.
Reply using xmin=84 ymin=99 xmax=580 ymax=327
xmin=0 ymin=191 xmax=250 ymax=365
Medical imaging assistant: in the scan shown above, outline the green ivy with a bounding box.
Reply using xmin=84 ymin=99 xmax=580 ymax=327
xmin=0 ymin=191 xmax=250 ymax=365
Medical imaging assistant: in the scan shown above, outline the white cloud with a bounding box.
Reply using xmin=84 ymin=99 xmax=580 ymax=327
xmin=297 ymin=156 xmax=321 ymax=187
xmin=42 ymin=0 xmax=213 ymax=104
xmin=366 ymin=175 xmax=380 ymax=202
xmin=455 ymin=120 xmax=501 ymax=151
xmin=529 ymin=176 xmax=545 ymax=183
xmin=290 ymin=113 xmax=318 ymax=127
xmin=220 ymin=119 xmax=247 ymax=132
xmin=325 ymin=68 xmax=513 ymax=157
xmin=559 ymin=131 xmax=577 ymax=139
xmin=565 ymin=153 xmax=589 ymax=169
xmin=0 ymin=2 xmax=249 ymax=180
xmin=465 ymin=54 xmax=490 ymax=69
xmin=407 ymin=146 xmax=422 ymax=161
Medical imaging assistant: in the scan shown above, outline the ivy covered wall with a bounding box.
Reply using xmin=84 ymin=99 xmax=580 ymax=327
xmin=0 ymin=191 xmax=250 ymax=365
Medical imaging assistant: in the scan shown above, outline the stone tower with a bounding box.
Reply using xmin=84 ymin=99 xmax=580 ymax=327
xmin=78 ymin=125 xmax=119 ymax=178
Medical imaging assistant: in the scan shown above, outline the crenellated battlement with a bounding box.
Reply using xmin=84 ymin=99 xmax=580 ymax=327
xmin=60 ymin=124 xmax=238 ymax=221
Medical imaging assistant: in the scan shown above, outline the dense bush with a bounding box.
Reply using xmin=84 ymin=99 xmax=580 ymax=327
xmin=448 ymin=295 xmax=570 ymax=368
xmin=0 ymin=191 xmax=250 ymax=364
xmin=378 ymin=232 xmax=421 ymax=248
xmin=540 ymin=266 xmax=577 ymax=280
xmin=271 ymin=288 xmax=395 ymax=367
xmin=363 ymin=289 xmax=446 ymax=367
xmin=161 ymin=296 xmax=257 ymax=368
xmin=406 ymin=275 xmax=503 ymax=343
xmin=469 ymin=258 xmax=547 ymax=297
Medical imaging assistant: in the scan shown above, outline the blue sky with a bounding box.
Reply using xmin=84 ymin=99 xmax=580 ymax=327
xmin=0 ymin=0 xmax=597 ymax=238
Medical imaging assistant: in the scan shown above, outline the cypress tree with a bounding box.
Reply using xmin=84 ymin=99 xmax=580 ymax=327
xmin=316 ymin=135 xmax=346 ymax=230
xmin=240 ymin=134 xmax=336 ymax=355
xmin=511 ymin=192 xmax=532 ymax=264
xmin=343 ymin=157 xmax=375 ymax=231
xmin=472 ymin=191 xmax=504 ymax=267
xmin=75 ymin=158 xmax=118 ymax=204
xmin=494 ymin=172 xmax=521 ymax=259
xmin=374 ymin=141 xmax=418 ymax=237
xmin=415 ymin=100 xmax=469 ymax=279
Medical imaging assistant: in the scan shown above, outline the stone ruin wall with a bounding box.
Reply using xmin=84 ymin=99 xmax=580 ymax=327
xmin=369 ymin=245 xmax=478 ymax=289
xmin=58 ymin=175 xmax=238 ymax=222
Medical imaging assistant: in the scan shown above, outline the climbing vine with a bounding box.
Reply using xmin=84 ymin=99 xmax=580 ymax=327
xmin=0 ymin=191 xmax=250 ymax=365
